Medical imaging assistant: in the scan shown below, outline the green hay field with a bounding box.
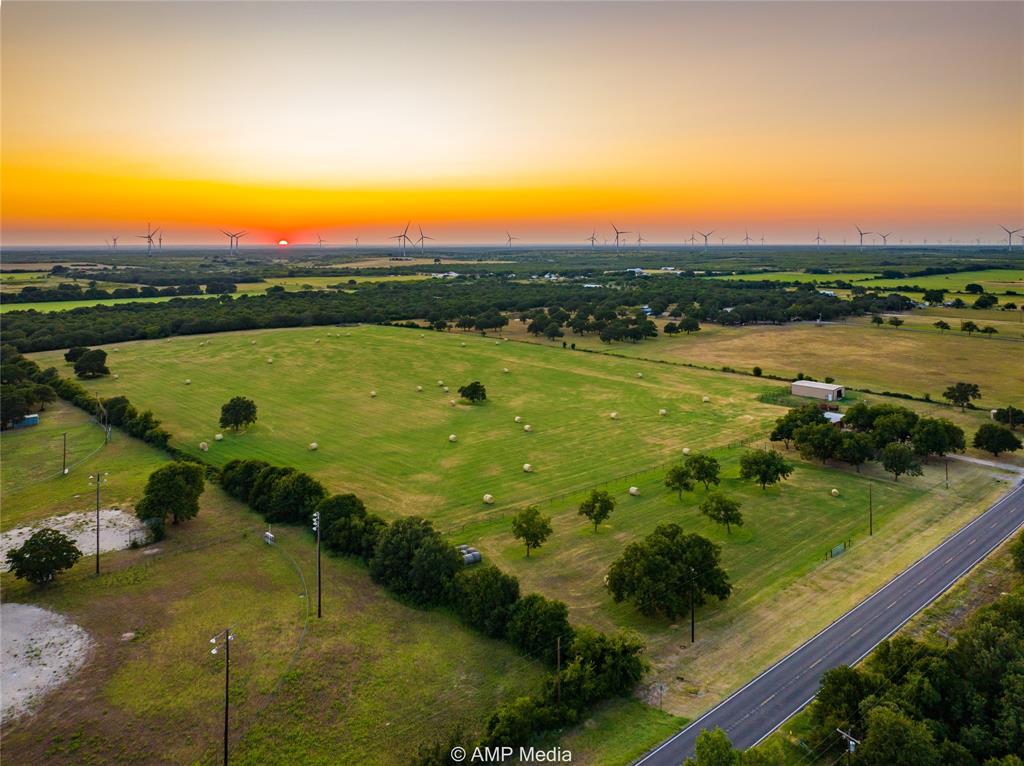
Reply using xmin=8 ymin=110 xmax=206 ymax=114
xmin=32 ymin=325 xmax=784 ymax=522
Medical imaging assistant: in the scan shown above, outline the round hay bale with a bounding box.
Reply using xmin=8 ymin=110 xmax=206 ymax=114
xmin=990 ymin=409 xmax=999 ymax=419
xmin=184 ymin=379 xmax=192 ymax=385
xmin=523 ymin=424 xmax=533 ymax=433
xmin=309 ymin=442 xmax=318 ymax=451
xmin=267 ymin=357 xmax=274 ymax=364
xmin=113 ymin=374 xmax=120 ymax=379
xmin=449 ymin=434 xmax=458 ymax=443
xmin=443 ymin=386 xmax=449 ymax=393
xmin=831 ymin=488 xmax=839 ymax=497
xmin=370 ymin=390 xmax=377 ymax=398
xmin=416 ymin=385 xmax=423 ymax=392
xmin=502 ymin=367 xmax=510 ymax=374
xmin=523 ymin=463 xmax=533 ymax=473
xmin=315 ymin=339 xmax=321 ymax=343
xmin=610 ymin=411 xmax=619 ymax=420
xmin=628 ymin=486 xmax=640 ymax=496
xmin=483 ymin=493 xmax=494 ymax=504
xmin=214 ymin=433 xmax=223 ymax=441
xmin=636 ymin=372 xmax=643 ymax=378
xmin=495 ymin=341 xmax=500 ymax=345
xmin=461 ymin=342 xmax=466 ymax=347
xmin=702 ymin=395 xmax=710 ymax=403
xmin=251 ymin=340 xmax=256 ymax=345
xmin=514 ymin=416 xmax=522 ymax=423
xmin=112 ymin=348 xmax=120 ymax=352
xmin=682 ymin=447 xmax=691 ymax=455
xmin=437 ymin=380 xmax=444 ymax=386
xmin=449 ymin=399 xmax=456 ymax=406
xmin=659 ymin=408 xmax=667 ymax=416
xmin=199 ymin=441 xmax=209 ymax=452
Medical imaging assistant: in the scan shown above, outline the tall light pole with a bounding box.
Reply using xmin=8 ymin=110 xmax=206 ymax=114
xmin=312 ymin=511 xmax=322 ymax=618
xmin=209 ymin=628 xmax=234 ymax=766
xmin=690 ymin=566 xmax=696 ymax=643
xmin=89 ymin=471 xmax=108 ymax=574
xmin=62 ymin=432 xmax=69 ymax=475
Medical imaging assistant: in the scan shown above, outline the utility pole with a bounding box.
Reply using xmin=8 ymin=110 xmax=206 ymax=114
xmin=836 ymin=728 xmax=860 ymax=764
xmin=945 ymin=458 xmax=949 ymax=490
xmin=209 ymin=628 xmax=234 ymax=766
xmin=556 ymin=636 xmax=562 ymax=704
xmin=62 ymin=432 xmax=68 ymax=475
xmin=89 ymin=472 xmax=108 ymax=574
xmin=312 ymin=511 xmax=322 ymax=618
xmin=690 ymin=567 xmax=696 ymax=643
xmin=868 ymin=481 xmax=873 ymax=537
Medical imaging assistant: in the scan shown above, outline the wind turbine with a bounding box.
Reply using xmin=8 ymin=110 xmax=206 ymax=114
xmin=610 ymin=223 xmax=630 ymax=251
xmin=999 ymin=225 xmax=1022 ymax=251
xmin=878 ymin=232 xmax=892 ymax=246
xmin=234 ymin=231 xmax=247 ymax=251
xmin=586 ymin=230 xmax=598 ymax=247
xmin=416 ymin=225 xmax=434 ymax=253
xmin=687 ymin=233 xmax=697 ymax=246
xmin=719 ymin=235 xmax=727 ymax=246
xmin=855 ymin=225 xmax=872 ymax=249
xmin=354 ymin=236 xmax=360 ymax=247
xmin=111 ymin=236 xmax=119 ymax=251
xmin=505 ymin=231 xmax=518 ymax=249
xmin=742 ymin=230 xmax=753 ymax=246
xmin=390 ymin=222 xmax=413 ymax=256
xmin=316 ymin=234 xmax=326 ymax=249
xmin=636 ymin=233 xmax=645 ymax=247
xmin=137 ymin=223 xmax=159 ymax=256
xmin=760 ymin=234 xmax=766 ymax=246
xmin=220 ymin=229 xmax=234 ymax=252
xmin=696 ymin=231 xmax=714 ymax=253
xmin=158 ymin=231 xmax=163 ymax=251
xmin=814 ymin=230 xmax=824 ymax=248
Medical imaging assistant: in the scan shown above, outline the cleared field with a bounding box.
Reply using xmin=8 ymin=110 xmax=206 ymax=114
xmin=712 ymin=271 xmax=878 ymax=284
xmin=1 ymin=406 xmax=544 ymax=765
xmin=503 ymin=318 xmax=1023 ymax=405
xmin=32 ymin=326 xmax=783 ymax=522
xmin=0 ymin=295 xmax=195 ymax=314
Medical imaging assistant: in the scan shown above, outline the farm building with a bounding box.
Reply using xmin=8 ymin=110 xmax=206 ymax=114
xmin=791 ymin=380 xmax=845 ymax=402
xmin=823 ymin=411 xmax=845 ymax=426
xmin=12 ymin=413 xmax=40 ymax=429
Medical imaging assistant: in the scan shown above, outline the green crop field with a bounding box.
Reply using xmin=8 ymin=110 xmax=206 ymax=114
xmin=1 ymin=401 xmax=544 ymax=765
xmin=861 ymin=268 xmax=1024 ymax=294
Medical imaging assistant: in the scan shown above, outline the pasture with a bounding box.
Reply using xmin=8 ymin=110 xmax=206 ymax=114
xmin=713 ymin=267 xmax=1024 ymax=297
xmin=504 ymin=317 xmax=1023 ymax=406
xmin=1 ymin=401 xmax=544 ymax=765
xmin=32 ymin=325 xmax=784 ymax=522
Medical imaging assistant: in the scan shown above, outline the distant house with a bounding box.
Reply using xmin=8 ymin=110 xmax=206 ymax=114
xmin=791 ymin=380 xmax=845 ymax=402
xmin=817 ymin=290 xmax=837 ymax=297
xmin=582 ymin=283 xmax=601 ymax=289
xmin=823 ymin=411 xmax=845 ymax=427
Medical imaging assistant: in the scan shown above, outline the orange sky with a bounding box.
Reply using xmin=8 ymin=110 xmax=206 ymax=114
xmin=2 ymin=1 xmax=1022 ymax=246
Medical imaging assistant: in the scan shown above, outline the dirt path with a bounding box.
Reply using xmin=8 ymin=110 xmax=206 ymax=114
xmin=0 ymin=510 xmax=148 ymax=559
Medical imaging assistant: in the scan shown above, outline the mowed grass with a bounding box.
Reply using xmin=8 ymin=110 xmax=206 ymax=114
xmin=713 ymin=268 xmax=1024 ymax=296
xmin=1 ymin=419 xmax=544 ymax=765
xmin=503 ymin=317 xmax=1023 ymax=405
xmin=712 ymin=271 xmax=879 ymax=284
xmin=32 ymin=325 xmax=783 ymax=524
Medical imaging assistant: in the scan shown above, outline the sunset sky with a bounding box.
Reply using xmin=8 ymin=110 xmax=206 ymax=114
xmin=2 ymin=1 xmax=1022 ymax=247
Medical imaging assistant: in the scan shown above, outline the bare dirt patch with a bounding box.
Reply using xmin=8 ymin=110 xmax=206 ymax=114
xmin=1 ymin=603 xmax=92 ymax=722
xmin=0 ymin=510 xmax=148 ymax=559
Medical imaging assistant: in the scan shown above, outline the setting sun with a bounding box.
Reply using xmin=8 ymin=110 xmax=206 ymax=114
xmin=277 ymin=239 xmax=288 ymax=246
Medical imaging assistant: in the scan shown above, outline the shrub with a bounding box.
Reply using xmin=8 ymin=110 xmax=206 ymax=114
xmin=316 ymin=494 xmax=386 ymax=561
xmin=264 ymin=472 xmax=327 ymax=524
xmin=219 ymin=459 xmax=271 ymax=502
xmin=369 ymin=517 xmax=461 ymax=606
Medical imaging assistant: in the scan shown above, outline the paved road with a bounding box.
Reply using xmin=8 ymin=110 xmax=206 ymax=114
xmin=635 ymin=481 xmax=1024 ymax=765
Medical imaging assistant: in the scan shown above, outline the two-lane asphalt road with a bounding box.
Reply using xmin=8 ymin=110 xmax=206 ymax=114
xmin=636 ymin=481 xmax=1024 ymax=765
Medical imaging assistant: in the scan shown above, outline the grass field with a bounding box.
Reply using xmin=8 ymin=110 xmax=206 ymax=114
xmin=503 ymin=317 xmax=1024 ymax=406
xmin=32 ymin=326 xmax=784 ymax=522
xmin=714 ymin=268 xmax=1024 ymax=296
xmin=1 ymin=404 xmax=544 ymax=765
xmin=27 ymin=324 xmax=1014 ymax=727
xmin=712 ymin=271 xmax=879 ymax=284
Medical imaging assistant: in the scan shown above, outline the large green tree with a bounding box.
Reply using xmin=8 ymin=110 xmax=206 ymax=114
xmin=315 ymin=493 xmax=385 ymax=561
xmin=74 ymin=348 xmax=110 ymax=378
xmin=6 ymin=528 xmax=82 ymax=585
xmin=943 ymin=381 xmax=981 ymax=411
xmin=739 ymin=449 xmax=793 ymax=490
xmin=685 ymin=454 xmax=721 ymax=491
xmin=511 ymin=505 xmax=552 ymax=557
xmin=699 ymin=494 xmax=743 ymax=534
xmin=880 ymin=443 xmax=923 ymax=481
xmin=457 ymin=381 xmax=487 ymax=403
xmin=770 ymin=404 xmax=827 ymax=449
xmin=607 ymin=524 xmax=731 ymax=619
xmin=665 ymin=463 xmax=695 ymax=499
xmin=369 ymin=517 xmax=461 ymax=606
xmin=451 ymin=565 xmax=520 ymax=638
xmin=794 ymin=422 xmax=842 ymax=463
xmin=910 ymin=418 xmax=965 ymax=462
xmin=836 ymin=431 xmax=874 ymax=472
xmin=578 ymin=489 xmax=616 ymax=532
xmin=135 ymin=462 xmax=206 ymax=528
xmin=972 ymin=423 xmax=1022 ymax=457
xmin=219 ymin=396 xmax=258 ymax=430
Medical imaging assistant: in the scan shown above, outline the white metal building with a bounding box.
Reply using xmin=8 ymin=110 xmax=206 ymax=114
xmin=790 ymin=380 xmax=845 ymax=402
